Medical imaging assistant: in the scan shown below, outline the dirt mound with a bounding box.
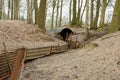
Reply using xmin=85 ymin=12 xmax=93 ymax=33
xmin=0 ymin=20 xmax=66 ymax=53
xmin=0 ymin=20 xmax=53 ymax=42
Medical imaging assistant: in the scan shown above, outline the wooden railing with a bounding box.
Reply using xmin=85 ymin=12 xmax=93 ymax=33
xmin=0 ymin=43 xmax=70 ymax=80
xmin=26 ymin=44 xmax=68 ymax=60
xmin=0 ymin=48 xmax=26 ymax=80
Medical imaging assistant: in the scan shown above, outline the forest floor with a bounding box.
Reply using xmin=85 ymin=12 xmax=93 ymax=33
xmin=21 ymin=26 xmax=120 ymax=80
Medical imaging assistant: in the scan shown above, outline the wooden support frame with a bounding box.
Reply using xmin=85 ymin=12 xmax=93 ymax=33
xmin=10 ymin=48 xmax=26 ymax=80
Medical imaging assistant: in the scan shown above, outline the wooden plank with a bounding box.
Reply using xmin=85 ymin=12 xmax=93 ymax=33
xmin=26 ymin=54 xmax=46 ymax=60
xmin=27 ymin=50 xmax=50 ymax=56
xmin=27 ymin=46 xmax=51 ymax=51
xmin=0 ymin=73 xmax=10 ymax=80
xmin=26 ymin=44 xmax=69 ymax=60
xmin=10 ymin=48 xmax=26 ymax=80
xmin=0 ymin=63 xmax=10 ymax=69
xmin=27 ymin=47 xmax=51 ymax=53
xmin=0 ymin=61 xmax=8 ymax=65
xmin=0 ymin=52 xmax=16 ymax=58
xmin=0 ymin=59 xmax=15 ymax=68
xmin=0 ymin=68 xmax=10 ymax=75
xmin=0 ymin=56 xmax=15 ymax=62
xmin=26 ymin=52 xmax=50 ymax=60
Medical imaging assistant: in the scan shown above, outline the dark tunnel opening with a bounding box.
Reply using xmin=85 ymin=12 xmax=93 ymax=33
xmin=58 ymin=28 xmax=74 ymax=41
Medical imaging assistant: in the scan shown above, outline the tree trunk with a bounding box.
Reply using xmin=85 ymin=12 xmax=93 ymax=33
xmin=71 ymin=0 xmax=77 ymax=25
xmin=99 ymin=0 xmax=107 ymax=28
xmin=77 ymin=0 xmax=80 ymax=23
xmin=80 ymin=0 xmax=87 ymax=25
xmin=7 ymin=0 xmax=10 ymax=19
xmin=38 ymin=0 xmax=47 ymax=31
xmin=77 ymin=0 xmax=83 ymax=24
xmin=59 ymin=0 xmax=63 ymax=27
xmin=110 ymin=0 xmax=120 ymax=33
xmin=11 ymin=0 xmax=14 ymax=20
xmin=34 ymin=0 xmax=38 ymax=24
xmin=13 ymin=0 xmax=19 ymax=20
xmin=55 ymin=0 xmax=59 ymax=28
xmin=26 ymin=0 xmax=33 ymax=24
xmin=90 ymin=0 xmax=94 ymax=29
xmin=93 ymin=0 xmax=100 ymax=29
xmin=0 ymin=0 xmax=2 ymax=19
xmin=69 ymin=0 xmax=72 ymax=23
xmin=2 ymin=0 xmax=6 ymax=19
xmin=85 ymin=0 xmax=90 ymax=40
xmin=51 ymin=0 xmax=56 ymax=28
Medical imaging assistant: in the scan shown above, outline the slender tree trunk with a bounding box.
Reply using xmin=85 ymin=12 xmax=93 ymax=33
xmin=110 ymin=0 xmax=120 ymax=33
xmin=90 ymin=0 xmax=94 ymax=29
xmin=85 ymin=0 xmax=90 ymax=40
xmin=34 ymin=0 xmax=38 ymax=24
xmin=51 ymin=0 xmax=56 ymax=28
xmin=71 ymin=0 xmax=77 ymax=25
xmin=59 ymin=0 xmax=63 ymax=27
xmin=93 ymin=0 xmax=100 ymax=29
xmin=80 ymin=0 xmax=87 ymax=24
xmin=13 ymin=0 xmax=19 ymax=20
xmin=27 ymin=0 xmax=30 ymax=22
xmin=26 ymin=0 xmax=33 ymax=23
xmin=0 ymin=0 xmax=2 ymax=19
xmin=55 ymin=0 xmax=59 ymax=28
xmin=38 ymin=0 xmax=47 ymax=31
xmin=2 ymin=0 xmax=6 ymax=19
xmin=77 ymin=0 xmax=80 ymax=23
xmin=11 ymin=0 xmax=14 ymax=20
xmin=7 ymin=0 xmax=10 ymax=19
xmin=85 ymin=0 xmax=89 ymax=26
xmin=99 ymin=0 xmax=107 ymax=28
xmin=69 ymin=0 xmax=72 ymax=23
xmin=77 ymin=0 xmax=83 ymax=24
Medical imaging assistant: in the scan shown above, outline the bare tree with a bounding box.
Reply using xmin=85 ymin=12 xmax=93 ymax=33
xmin=80 ymin=0 xmax=87 ymax=24
xmin=85 ymin=0 xmax=90 ymax=40
xmin=77 ymin=0 xmax=83 ymax=24
xmin=34 ymin=0 xmax=39 ymax=24
xmin=11 ymin=0 xmax=14 ymax=20
xmin=38 ymin=0 xmax=47 ymax=31
xmin=7 ymin=0 xmax=10 ymax=19
xmin=59 ymin=0 xmax=63 ymax=27
xmin=71 ymin=0 xmax=77 ymax=25
xmin=110 ymin=0 xmax=120 ymax=33
xmin=55 ymin=0 xmax=60 ymax=28
xmin=0 ymin=0 xmax=2 ymax=19
xmin=69 ymin=0 xmax=72 ymax=23
xmin=93 ymin=0 xmax=100 ymax=29
xmin=90 ymin=0 xmax=94 ymax=29
xmin=26 ymin=0 xmax=33 ymax=23
xmin=99 ymin=0 xmax=107 ymax=28
xmin=51 ymin=0 xmax=56 ymax=28
xmin=13 ymin=0 xmax=19 ymax=20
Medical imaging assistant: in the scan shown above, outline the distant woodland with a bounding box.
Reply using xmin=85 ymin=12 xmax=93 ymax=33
xmin=0 ymin=0 xmax=120 ymax=33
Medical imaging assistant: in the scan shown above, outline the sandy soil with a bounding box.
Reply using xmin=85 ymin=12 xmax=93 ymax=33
xmin=21 ymin=31 xmax=120 ymax=80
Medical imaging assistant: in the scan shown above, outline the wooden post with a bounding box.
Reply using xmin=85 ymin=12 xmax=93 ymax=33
xmin=74 ymin=35 xmax=78 ymax=49
xmin=50 ymin=46 xmax=52 ymax=54
xmin=10 ymin=48 xmax=26 ymax=80
xmin=3 ymin=42 xmax=12 ymax=72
